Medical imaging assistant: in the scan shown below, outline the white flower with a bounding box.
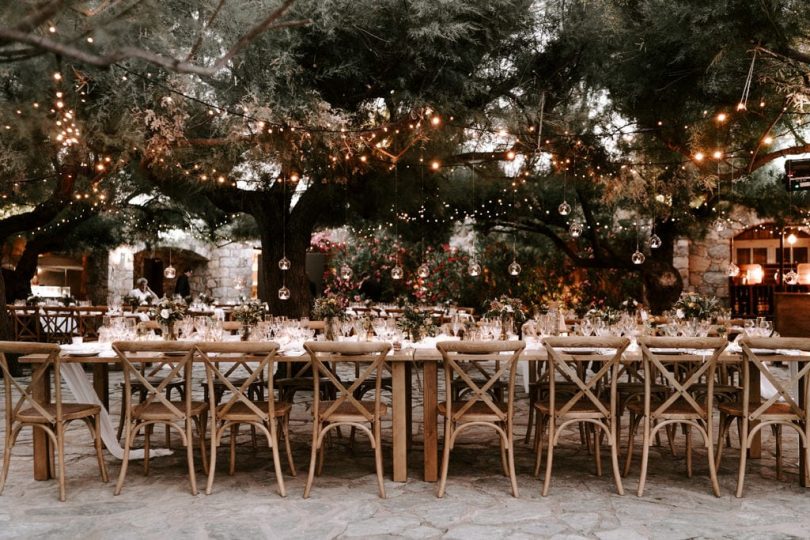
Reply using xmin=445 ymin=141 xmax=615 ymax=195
xmin=675 ymin=309 xmax=685 ymax=319
xmin=160 ymin=309 xmax=170 ymax=319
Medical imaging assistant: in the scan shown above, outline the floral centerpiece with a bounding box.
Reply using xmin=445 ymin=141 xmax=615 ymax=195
xmin=196 ymin=292 xmax=215 ymax=307
xmin=620 ymin=298 xmax=639 ymax=314
xmin=148 ymin=297 xmax=187 ymax=339
xmin=312 ymin=293 xmax=349 ymax=340
xmin=586 ymin=305 xmax=622 ymax=325
xmin=485 ymin=295 xmax=527 ymax=338
xmin=25 ymin=295 xmax=43 ymax=306
xmin=122 ymin=294 xmax=141 ymax=311
xmin=395 ymin=299 xmax=437 ymax=342
xmin=673 ymin=292 xmax=721 ymax=321
xmin=232 ymin=298 xmax=267 ymax=340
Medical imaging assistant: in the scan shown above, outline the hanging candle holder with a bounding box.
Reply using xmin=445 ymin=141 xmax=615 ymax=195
xmin=417 ymin=263 xmax=430 ymax=278
xmin=278 ymin=286 xmax=291 ymax=300
xmin=278 ymin=256 xmax=291 ymax=271
xmin=649 ymin=233 xmax=662 ymax=249
xmin=508 ymin=260 xmax=521 ymax=276
xmin=163 ymin=248 xmax=177 ymax=279
xmin=391 ymin=264 xmax=404 ymax=280
xmin=569 ymin=221 xmax=583 ymax=238
xmin=468 ymin=259 xmax=482 ymax=277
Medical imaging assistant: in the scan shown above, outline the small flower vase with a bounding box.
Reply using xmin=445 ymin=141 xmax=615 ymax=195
xmin=500 ymin=316 xmax=513 ymax=340
xmin=325 ymin=317 xmax=337 ymax=341
xmin=161 ymin=322 xmax=176 ymax=341
xmin=240 ymin=324 xmax=251 ymax=342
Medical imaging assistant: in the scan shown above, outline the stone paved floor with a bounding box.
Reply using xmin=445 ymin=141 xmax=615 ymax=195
xmin=1 ymin=365 xmax=809 ymax=539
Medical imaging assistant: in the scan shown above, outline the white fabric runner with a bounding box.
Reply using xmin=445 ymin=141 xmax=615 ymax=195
xmin=60 ymin=361 xmax=172 ymax=460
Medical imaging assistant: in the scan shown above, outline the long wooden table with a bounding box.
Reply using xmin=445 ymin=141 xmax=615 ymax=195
xmin=22 ymin=347 xmax=771 ymax=485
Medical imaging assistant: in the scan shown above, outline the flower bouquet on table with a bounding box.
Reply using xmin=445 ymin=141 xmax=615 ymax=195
xmin=196 ymin=292 xmax=215 ymax=307
xmin=485 ymin=295 xmax=527 ymax=338
xmin=312 ymin=293 xmax=349 ymax=340
xmin=586 ymin=305 xmax=622 ymax=326
xmin=148 ymin=297 xmax=187 ymax=339
xmin=122 ymin=294 xmax=140 ymax=311
xmin=25 ymin=295 xmax=43 ymax=307
xmin=396 ymin=297 xmax=437 ymax=343
xmin=233 ymin=297 xmax=267 ymax=340
xmin=673 ymin=292 xmax=721 ymax=321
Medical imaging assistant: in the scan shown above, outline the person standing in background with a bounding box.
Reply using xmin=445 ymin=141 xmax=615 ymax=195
xmin=174 ymin=268 xmax=192 ymax=301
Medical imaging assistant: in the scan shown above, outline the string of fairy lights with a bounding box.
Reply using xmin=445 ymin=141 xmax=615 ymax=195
xmin=2 ymin=51 xmax=809 ymax=300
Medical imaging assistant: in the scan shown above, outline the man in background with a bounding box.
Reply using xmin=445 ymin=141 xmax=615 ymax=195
xmin=174 ymin=268 xmax=192 ymax=301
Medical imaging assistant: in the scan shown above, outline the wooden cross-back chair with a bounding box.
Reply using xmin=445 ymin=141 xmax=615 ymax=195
xmin=302 ymin=341 xmax=391 ymax=499
xmin=40 ymin=306 xmax=78 ymax=343
xmin=0 ymin=342 xmax=107 ymax=502
xmin=536 ymin=336 xmax=630 ymax=496
xmin=112 ymin=341 xmax=208 ymax=496
xmin=626 ymin=336 xmax=727 ymax=497
xmin=76 ymin=306 xmax=107 ymax=339
xmin=717 ymin=337 xmax=810 ymax=497
xmin=436 ymin=340 xmax=525 ymax=498
xmin=7 ymin=305 xmax=40 ymax=341
xmin=197 ymin=341 xmax=294 ymax=497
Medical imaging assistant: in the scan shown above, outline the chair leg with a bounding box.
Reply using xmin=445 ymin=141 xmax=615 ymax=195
xmin=269 ymin=417 xmax=287 ymax=498
xmin=281 ymin=416 xmax=296 ymax=477
xmin=206 ymin=423 xmax=219 ymax=495
xmin=116 ymin=395 xmax=126 ymax=442
xmin=0 ymin=428 xmax=13 ymax=495
xmin=56 ymin=423 xmax=66 ymax=502
xmin=373 ymin=420 xmax=385 ymax=499
xmin=524 ymin=391 xmax=535 ymax=444
xmin=93 ymin=415 xmax=109 ymax=483
xmin=317 ymin=426 xmax=326 ymax=477
xmin=506 ymin=433 xmax=518 ymax=498
xmin=774 ymin=425 xmax=783 ymax=481
xmin=437 ymin=418 xmax=453 ymax=498
xmin=715 ymin=414 xmax=734 ymax=471
xmin=533 ymin=413 xmax=545 ymax=477
xmin=115 ymin=422 xmax=137 ymax=496
xmin=499 ymin=426 xmax=509 ymax=477
xmin=303 ymin=422 xmax=320 ymax=498
xmin=623 ymin=413 xmax=641 ymax=477
xmin=143 ymin=424 xmax=152 ymax=476
xmin=609 ymin=426 xmax=624 ymax=496
xmin=637 ymin=418 xmax=651 ymax=497
xmin=185 ymin=419 xmax=198 ymax=496
xmin=685 ymin=424 xmax=693 ymax=478
xmin=197 ymin=415 xmax=209 ymax=475
xmin=735 ymin=419 xmax=749 ymax=498
xmin=229 ymin=424 xmax=238 ymax=476
xmin=541 ymin=423 xmax=555 ymax=497
xmin=706 ymin=428 xmax=721 ymax=497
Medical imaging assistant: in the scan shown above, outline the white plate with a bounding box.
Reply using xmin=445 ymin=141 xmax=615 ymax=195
xmin=67 ymin=351 xmax=98 ymax=357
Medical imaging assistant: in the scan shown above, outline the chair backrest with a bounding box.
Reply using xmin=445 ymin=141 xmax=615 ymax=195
xmin=7 ymin=305 xmax=40 ymax=341
xmin=197 ymin=341 xmax=280 ymax=420
xmin=112 ymin=341 xmax=196 ymax=420
xmin=303 ymin=341 xmax=391 ymax=423
xmin=436 ymin=340 xmax=525 ymax=424
xmin=637 ymin=336 xmax=728 ymax=419
xmin=40 ymin=306 xmax=80 ymax=343
xmin=0 ymin=342 xmax=63 ymax=426
xmin=739 ymin=337 xmax=810 ymax=421
xmin=75 ymin=306 xmax=106 ymax=339
xmin=542 ymin=336 xmax=630 ymax=418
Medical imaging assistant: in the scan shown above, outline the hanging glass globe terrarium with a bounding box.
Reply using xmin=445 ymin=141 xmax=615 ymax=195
xmin=508 ymin=260 xmax=521 ymax=276
xmin=569 ymin=221 xmax=583 ymax=238
xmin=726 ymin=261 xmax=740 ymax=278
xmin=649 ymin=234 xmax=662 ymax=249
xmin=631 ymin=250 xmax=646 ymax=265
xmin=339 ymin=264 xmax=353 ymax=280
xmin=278 ymin=256 xmax=291 ymax=271
xmin=558 ymin=201 xmax=571 ymax=216
xmin=163 ymin=248 xmax=176 ymax=279
xmin=278 ymin=286 xmax=291 ymax=300
xmin=416 ymin=263 xmax=430 ymax=278
xmin=391 ymin=265 xmax=404 ymax=280
xmin=468 ymin=260 xmax=482 ymax=277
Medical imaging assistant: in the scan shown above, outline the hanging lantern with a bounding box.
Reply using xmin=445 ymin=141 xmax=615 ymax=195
xmin=468 ymin=260 xmax=482 ymax=277
xmin=558 ymin=201 xmax=571 ymax=216
xmin=163 ymin=248 xmax=176 ymax=279
xmin=784 ymin=269 xmax=800 ymax=285
xmin=649 ymin=234 xmax=662 ymax=249
xmin=417 ymin=263 xmax=430 ymax=278
xmin=569 ymin=221 xmax=583 ymax=238
xmin=278 ymin=256 xmax=291 ymax=271
xmin=726 ymin=261 xmax=740 ymax=278
xmin=508 ymin=260 xmax=521 ymax=276
xmin=339 ymin=264 xmax=353 ymax=280
xmin=278 ymin=286 xmax=291 ymax=300
xmin=631 ymin=250 xmax=646 ymax=265
xmin=391 ymin=265 xmax=404 ymax=280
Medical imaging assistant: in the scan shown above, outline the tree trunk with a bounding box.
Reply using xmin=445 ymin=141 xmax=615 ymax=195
xmin=255 ymin=212 xmax=314 ymax=318
xmin=641 ymin=222 xmax=684 ymax=313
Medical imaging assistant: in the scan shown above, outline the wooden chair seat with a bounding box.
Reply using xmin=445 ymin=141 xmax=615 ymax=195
xmin=132 ymin=400 xmax=208 ymax=421
xmin=17 ymin=403 xmax=102 ymax=423
xmin=217 ymin=401 xmax=292 ymax=422
xmin=718 ymin=401 xmax=793 ymax=417
xmin=438 ymin=400 xmax=507 ymax=422
xmin=535 ymin=398 xmax=611 ymax=418
xmin=317 ymin=400 xmax=388 ymax=422
xmin=626 ymin=397 xmax=708 ymax=417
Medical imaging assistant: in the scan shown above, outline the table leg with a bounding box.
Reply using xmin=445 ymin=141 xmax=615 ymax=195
xmin=800 ymin=364 xmax=807 ymax=487
xmin=423 ymin=361 xmax=438 ymax=482
xmin=405 ymin=363 xmax=413 ymax=450
xmin=391 ymin=362 xmax=408 ymax=482
xmin=748 ymin=367 xmax=761 ymax=459
xmin=32 ymin=366 xmax=52 ymax=480
xmin=92 ymin=363 xmax=110 ymax=409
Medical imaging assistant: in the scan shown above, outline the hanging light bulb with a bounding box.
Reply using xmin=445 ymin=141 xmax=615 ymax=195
xmin=417 ymin=263 xmax=430 ymax=278
xmin=631 ymin=250 xmax=646 ymax=265
xmin=649 ymin=234 xmax=662 ymax=249
xmin=569 ymin=221 xmax=583 ymax=238
xmin=785 ymin=269 xmax=799 ymax=285
xmin=163 ymin=264 xmax=176 ymax=279
xmin=787 ymin=232 xmax=798 ymax=245
xmin=508 ymin=260 xmax=521 ymax=276
xmin=278 ymin=286 xmax=291 ymax=300
xmin=468 ymin=260 xmax=481 ymax=277
xmin=278 ymin=256 xmax=291 ymax=271
xmin=391 ymin=265 xmax=404 ymax=280
xmin=726 ymin=261 xmax=740 ymax=277
xmin=339 ymin=264 xmax=353 ymax=280
xmin=558 ymin=201 xmax=571 ymax=216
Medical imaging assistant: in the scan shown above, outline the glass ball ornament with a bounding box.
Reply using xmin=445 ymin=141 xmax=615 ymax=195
xmin=569 ymin=221 xmax=583 ymax=238
xmin=391 ymin=265 xmax=404 ymax=280
xmin=278 ymin=286 xmax=291 ymax=301
xmin=468 ymin=260 xmax=482 ymax=277
xmin=339 ymin=264 xmax=353 ymax=280
xmin=649 ymin=234 xmax=662 ymax=249
xmin=278 ymin=257 xmax=291 ymax=271
xmin=631 ymin=250 xmax=646 ymax=265
xmin=715 ymin=220 xmax=726 ymax=232
xmin=417 ymin=263 xmax=430 ymax=278
xmin=163 ymin=265 xmax=176 ymax=279
xmin=508 ymin=260 xmax=522 ymax=276
xmin=726 ymin=261 xmax=740 ymax=278
xmin=558 ymin=201 xmax=572 ymax=216
xmin=784 ymin=269 xmax=800 ymax=286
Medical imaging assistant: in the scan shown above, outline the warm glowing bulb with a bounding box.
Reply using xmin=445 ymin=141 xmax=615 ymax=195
xmin=716 ymin=113 xmax=727 ymax=122
xmin=431 ymin=116 xmax=441 ymax=126
xmin=763 ymin=136 xmax=773 ymax=145
xmin=431 ymin=161 xmax=440 ymax=170
xmin=53 ymin=73 xmax=62 ymax=81
xmin=787 ymin=233 xmax=797 ymax=245
xmin=736 ymin=102 xmax=746 ymax=111
xmin=694 ymin=152 xmax=704 ymax=162
xmin=48 ymin=26 xmax=56 ymax=33
xmin=86 ymin=37 xmax=94 ymax=43
xmin=506 ymin=150 xmax=516 ymax=160
xmin=712 ymin=150 xmax=723 ymax=160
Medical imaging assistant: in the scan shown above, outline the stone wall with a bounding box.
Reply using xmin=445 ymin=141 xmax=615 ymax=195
xmin=672 ymin=207 xmax=766 ymax=301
